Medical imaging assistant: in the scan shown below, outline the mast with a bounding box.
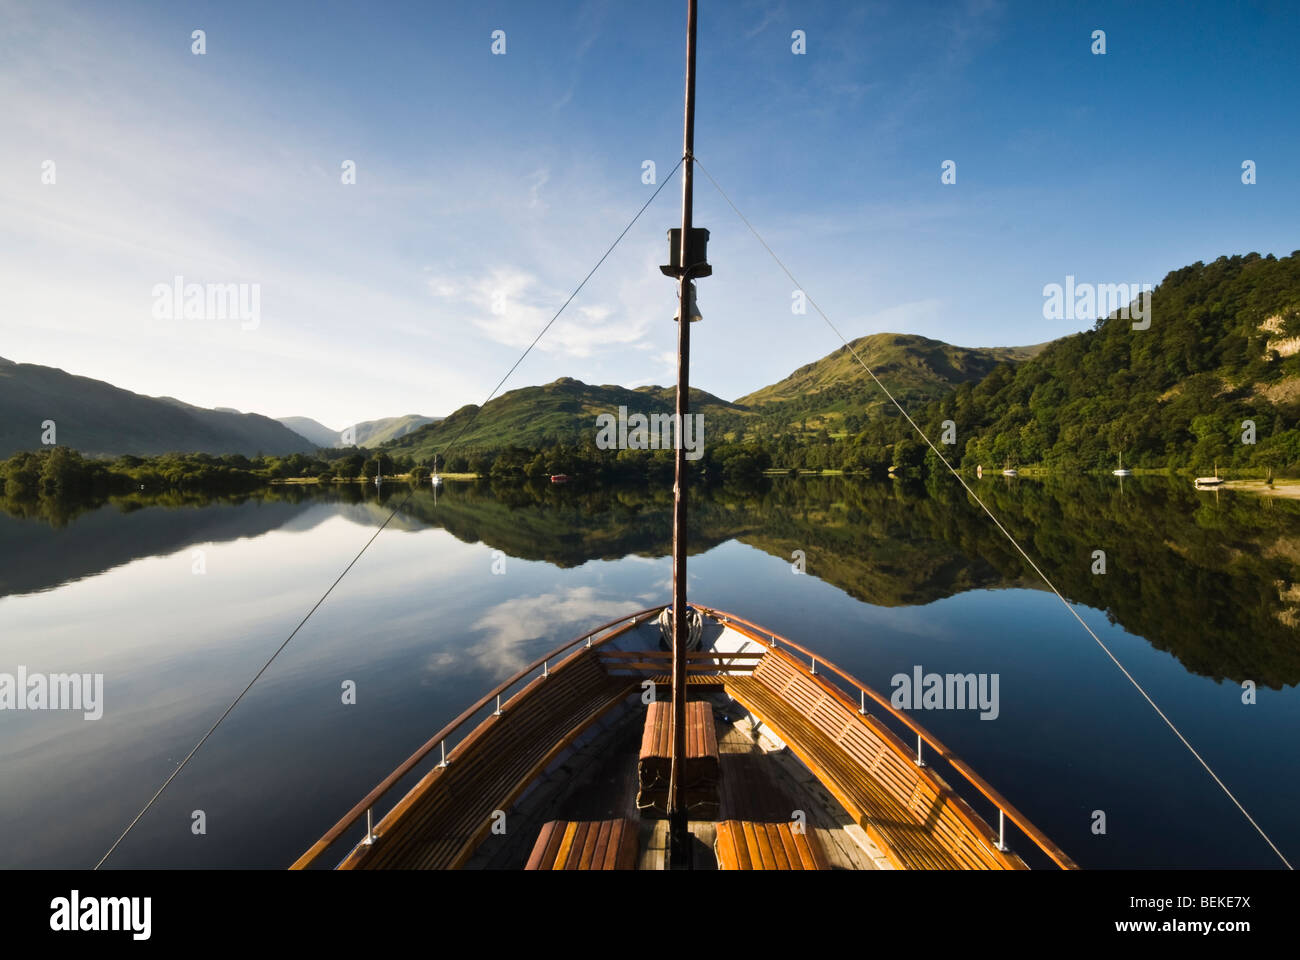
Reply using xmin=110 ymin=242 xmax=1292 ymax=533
xmin=668 ymin=0 xmax=699 ymax=869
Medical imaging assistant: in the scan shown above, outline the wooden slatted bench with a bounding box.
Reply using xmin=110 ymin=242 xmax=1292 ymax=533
xmin=636 ymin=699 xmax=720 ymax=816
xmin=715 ymin=820 xmax=827 ymax=870
xmin=341 ymin=649 xmax=637 ymax=869
xmin=724 ymin=653 xmax=1023 ymax=870
xmin=525 ymin=819 xmax=638 ymax=870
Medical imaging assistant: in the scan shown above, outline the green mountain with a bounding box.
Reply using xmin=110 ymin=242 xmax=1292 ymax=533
xmin=384 ymin=376 xmax=752 ymax=458
xmin=905 ymin=251 xmax=1300 ymax=472
xmin=735 ymin=333 xmax=1046 ymax=436
xmin=0 ymin=358 xmax=314 ymax=458
xmin=24 ymin=245 xmax=1295 ymax=472
xmin=277 ymin=414 xmax=441 ymax=449
xmin=382 ymin=337 xmax=1044 ymax=459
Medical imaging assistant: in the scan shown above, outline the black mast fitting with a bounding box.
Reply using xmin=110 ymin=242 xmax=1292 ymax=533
xmin=660 ymin=227 xmax=712 ymax=278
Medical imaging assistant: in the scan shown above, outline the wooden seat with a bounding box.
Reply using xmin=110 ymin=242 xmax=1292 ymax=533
xmin=636 ymin=699 xmax=720 ymax=815
xmin=525 ymin=819 xmax=638 ymax=870
xmin=715 ymin=820 xmax=827 ymax=870
xmin=724 ymin=654 xmax=1023 ymax=870
xmin=639 ymin=700 xmax=719 ymax=780
xmin=342 ymin=649 xmax=636 ymax=869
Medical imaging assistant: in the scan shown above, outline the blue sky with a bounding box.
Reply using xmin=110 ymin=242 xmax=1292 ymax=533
xmin=1 ymin=0 xmax=1297 ymax=428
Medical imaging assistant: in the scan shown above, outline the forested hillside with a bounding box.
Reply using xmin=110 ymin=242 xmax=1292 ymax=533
xmin=839 ymin=251 xmax=1300 ymax=474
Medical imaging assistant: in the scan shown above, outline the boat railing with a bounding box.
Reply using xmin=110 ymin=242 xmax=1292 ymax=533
xmin=694 ymin=604 xmax=1078 ymax=869
xmin=598 ymin=648 xmax=764 ymax=676
xmin=291 ymin=604 xmax=668 ymax=869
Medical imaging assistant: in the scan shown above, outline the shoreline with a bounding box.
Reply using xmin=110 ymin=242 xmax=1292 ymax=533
xmin=1217 ymin=479 xmax=1300 ymax=499
xmin=271 ymin=473 xmax=480 ymax=484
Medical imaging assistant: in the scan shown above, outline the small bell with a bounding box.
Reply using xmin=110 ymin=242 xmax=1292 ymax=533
xmin=675 ymin=281 xmax=702 ymax=323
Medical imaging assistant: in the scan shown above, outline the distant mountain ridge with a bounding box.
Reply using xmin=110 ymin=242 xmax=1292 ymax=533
xmin=377 ymin=336 xmax=1052 ymax=457
xmin=7 ymin=251 xmax=1297 ymax=471
xmin=0 ymin=359 xmax=314 ymax=458
xmin=277 ymin=414 xmax=441 ymax=448
xmin=0 ymin=330 xmax=1050 ymax=460
xmin=736 ymin=335 xmax=1040 ymax=404
xmin=277 ymin=416 xmax=339 ymax=447
xmin=383 ymin=376 xmax=749 ymax=458
xmin=733 ymin=333 xmax=1048 ymax=435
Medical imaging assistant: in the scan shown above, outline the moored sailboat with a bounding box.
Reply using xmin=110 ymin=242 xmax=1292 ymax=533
xmin=1195 ymin=462 xmax=1224 ymax=488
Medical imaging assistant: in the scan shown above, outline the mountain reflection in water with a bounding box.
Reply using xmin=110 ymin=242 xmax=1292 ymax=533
xmin=2 ymin=476 xmax=1297 ymax=869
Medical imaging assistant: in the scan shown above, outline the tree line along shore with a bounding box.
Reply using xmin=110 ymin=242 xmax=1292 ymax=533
xmin=4 ymin=443 xmax=1296 ymax=505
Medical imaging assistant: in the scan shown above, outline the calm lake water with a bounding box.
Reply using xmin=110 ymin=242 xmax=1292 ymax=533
xmin=2 ymin=476 xmax=1297 ymax=869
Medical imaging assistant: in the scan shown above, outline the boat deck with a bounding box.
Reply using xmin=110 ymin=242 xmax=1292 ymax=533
xmin=296 ymin=606 xmax=1074 ymax=871
xmin=464 ymin=691 xmax=880 ymax=870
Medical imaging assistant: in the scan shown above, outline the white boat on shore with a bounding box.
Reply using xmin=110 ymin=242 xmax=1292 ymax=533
xmin=1194 ymin=463 xmax=1223 ymax=488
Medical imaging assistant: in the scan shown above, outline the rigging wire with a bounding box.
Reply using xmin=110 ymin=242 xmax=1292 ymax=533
xmin=93 ymin=157 xmax=685 ymax=870
xmin=695 ymin=155 xmax=1293 ymax=870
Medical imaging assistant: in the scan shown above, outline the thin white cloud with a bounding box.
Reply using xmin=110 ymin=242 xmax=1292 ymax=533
xmin=743 ymin=1 xmax=787 ymax=40
xmin=526 ymin=168 xmax=550 ymax=210
xmin=429 ymin=585 xmax=643 ymax=678
xmin=426 ymin=266 xmax=651 ymax=359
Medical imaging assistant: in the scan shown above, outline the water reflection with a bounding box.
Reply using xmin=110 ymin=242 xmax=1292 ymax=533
xmin=2 ymin=475 xmax=1298 ymax=869
xmin=5 ymin=476 xmax=1298 ymax=687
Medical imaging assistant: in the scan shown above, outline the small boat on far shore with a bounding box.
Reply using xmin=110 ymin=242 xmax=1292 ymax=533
xmin=550 ymin=474 xmax=570 ymax=484
xmin=1113 ymin=453 xmax=1131 ymax=477
xmin=1194 ymin=463 xmax=1224 ymax=488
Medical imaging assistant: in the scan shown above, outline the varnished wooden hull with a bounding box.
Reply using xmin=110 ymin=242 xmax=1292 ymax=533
xmin=293 ymin=604 xmax=1075 ymax=870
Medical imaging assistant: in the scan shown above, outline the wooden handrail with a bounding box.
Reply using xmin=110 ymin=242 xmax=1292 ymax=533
xmin=599 ymin=661 xmax=757 ymax=672
xmin=694 ymin=604 xmax=1078 ymax=870
xmin=600 ymin=650 xmax=766 ymax=659
xmin=291 ymin=604 xmax=667 ymax=869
